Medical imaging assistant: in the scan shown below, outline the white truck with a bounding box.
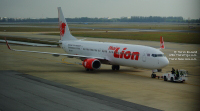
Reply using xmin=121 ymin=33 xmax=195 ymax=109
xmin=163 ymin=69 xmax=188 ymax=82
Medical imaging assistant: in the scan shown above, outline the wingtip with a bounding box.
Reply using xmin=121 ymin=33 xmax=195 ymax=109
xmin=4 ymin=38 xmax=11 ymax=50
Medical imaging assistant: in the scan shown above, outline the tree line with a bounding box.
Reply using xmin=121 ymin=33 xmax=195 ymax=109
xmin=1 ymin=16 xmax=200 ymax=23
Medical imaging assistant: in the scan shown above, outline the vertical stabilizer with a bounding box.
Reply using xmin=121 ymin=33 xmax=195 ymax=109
xmin=57 ymin=7 xmax=77 ymax=41
xmin=160 ymin=36 xmax=165 ymax=49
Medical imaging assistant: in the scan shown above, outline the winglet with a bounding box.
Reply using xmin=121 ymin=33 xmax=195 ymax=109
xmin=160 ymin=36 xmax=165 ymax=49
xmin=4 ymin=38 xmax=12 ymax=50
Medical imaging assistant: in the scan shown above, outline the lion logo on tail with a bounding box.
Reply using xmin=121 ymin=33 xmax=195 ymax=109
xmin=60 ymin=22 xmax=66 ymax=37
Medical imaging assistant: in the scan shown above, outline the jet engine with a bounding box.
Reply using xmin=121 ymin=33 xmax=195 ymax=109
xmin=82 ymin=58 xmax=101 ymax=70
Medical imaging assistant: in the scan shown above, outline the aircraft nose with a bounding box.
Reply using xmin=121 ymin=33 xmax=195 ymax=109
xmin=160 ymin=57 xmax=169 ymax=68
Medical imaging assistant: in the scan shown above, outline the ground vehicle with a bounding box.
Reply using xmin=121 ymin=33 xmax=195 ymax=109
xmin=163 ymin=69 xmax=188 ymax=82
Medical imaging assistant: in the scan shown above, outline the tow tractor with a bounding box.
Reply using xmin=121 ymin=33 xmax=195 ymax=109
xmin=162 ymin=69 xmax=188 ymax=82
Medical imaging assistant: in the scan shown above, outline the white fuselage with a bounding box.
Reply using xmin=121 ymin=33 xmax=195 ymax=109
xmin=61 ymin=40 xmax=169 ymax=69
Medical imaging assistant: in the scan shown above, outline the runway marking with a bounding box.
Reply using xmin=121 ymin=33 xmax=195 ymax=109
xmin=61 ymin=57 xmax=81 ymax=66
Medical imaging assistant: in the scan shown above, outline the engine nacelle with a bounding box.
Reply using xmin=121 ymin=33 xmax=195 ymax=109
xmin=82 ymin=58 xmax=101 ymax=70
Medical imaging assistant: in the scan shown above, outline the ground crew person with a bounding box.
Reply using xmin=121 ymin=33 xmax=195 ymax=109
xmin=171 ymin=67 xmax=175 ymax=74
xmin=176 ymin=69 xmax=179 ymax=78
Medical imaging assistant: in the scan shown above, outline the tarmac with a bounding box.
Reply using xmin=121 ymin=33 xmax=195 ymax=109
xmin=0 ymin=70 xmax=160 ymax=111
xmin=0 ymin=32 xmax=200 ymax=111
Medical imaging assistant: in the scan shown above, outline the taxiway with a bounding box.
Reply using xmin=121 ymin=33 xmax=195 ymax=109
xmin=0 ymin=32 xmax=200 ymax=111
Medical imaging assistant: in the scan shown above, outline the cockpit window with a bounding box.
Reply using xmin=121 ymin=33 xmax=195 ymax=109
xmin=152 ymin=54 xmax=164 ymax=57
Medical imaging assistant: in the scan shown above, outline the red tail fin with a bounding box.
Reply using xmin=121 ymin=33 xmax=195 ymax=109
xmin=160 ymin=36 xmax=165 ymax=49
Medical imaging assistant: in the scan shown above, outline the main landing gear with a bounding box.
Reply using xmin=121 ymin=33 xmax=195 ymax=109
xmin=112 ymin=65 xmax=120 ymax=70
xmin=85 ymin=68 xmax=93 ymax=71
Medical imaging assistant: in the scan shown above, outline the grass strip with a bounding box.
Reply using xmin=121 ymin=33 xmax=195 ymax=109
xmin=46 ymin=32 xmax=200 ymax=44
xmin=0 ymin=27 xmax=108 ymax=32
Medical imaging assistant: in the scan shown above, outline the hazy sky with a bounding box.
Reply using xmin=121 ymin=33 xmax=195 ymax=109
xmin=0 ymin=0 xmax=200 ymax=19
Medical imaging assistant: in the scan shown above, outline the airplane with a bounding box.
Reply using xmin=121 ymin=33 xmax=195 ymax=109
xmin=5 ymin=7 xmax=169 ymax=78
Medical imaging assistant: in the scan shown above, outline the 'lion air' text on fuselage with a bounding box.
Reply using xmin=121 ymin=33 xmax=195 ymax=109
xmin=108 ymin=46 xmax=140 ymax=60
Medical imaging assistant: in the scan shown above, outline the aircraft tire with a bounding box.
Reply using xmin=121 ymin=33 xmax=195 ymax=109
xmin=116 ymin=65 xmax=120 ymax=70
xmin=112 ymin=65 xmax=115 ymax=70
xmin=151 ymin=74 xmax=156 ymax=78
xmin=164 ymin=76 xmax=167 ymax=81
xmin=112 ymin=65 xmax=120 ymax=70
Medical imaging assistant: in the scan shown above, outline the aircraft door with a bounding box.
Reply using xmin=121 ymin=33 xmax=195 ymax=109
xmin=142 ymin=51 xmax=146 ymax=62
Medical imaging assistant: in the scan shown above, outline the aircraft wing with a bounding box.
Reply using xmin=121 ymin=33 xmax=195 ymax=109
xmin=5 ymin=39 xmax=108 ymax=61
xmin=0 ymin=39 xmax=59 ymax=47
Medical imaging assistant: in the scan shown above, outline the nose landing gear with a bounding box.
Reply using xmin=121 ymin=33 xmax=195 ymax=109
xmin=151 ymin=73 xmax=156 ymax=78
xmin=151 ymin=69 xmax=159 ymax=78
